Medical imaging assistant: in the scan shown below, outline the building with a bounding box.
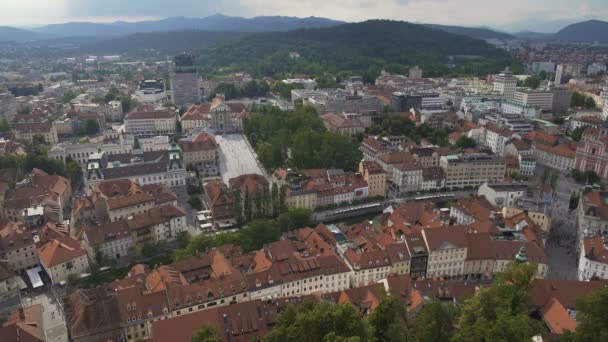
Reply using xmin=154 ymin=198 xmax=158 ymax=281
xmin=492 ymin=240 xmax=548 ymax=278
xmin=170 ymin=54 xmax=202 ymax=108
xmin=74 ymin=101 xmax=123 ymax=122
xmin=359 ymin=160 xmax=387 ymax=198
xmin=179 ymin=95 xmax=248 ymax=134
xmin=85 ymin=144 xmax=186 ymax=193
xmin=514 ymin=88 xmax=554 ymax=111
xmin=464 ymin=233 xmax=495 ymax=280
xmin=203 ymin=180 xmax=235 ymax=228
xmin=391 ymin=92 xmax=423 ymax=112
xmin=493 ymin=67 xmax=517 ymax=99
xmin=0 ymin=92 xmax=18 ymax=121
xmin=0 ymin=305 xmax=44 ymax=341
xmin=440 ymin=154 xmax=506 ymax=188
xmin=298 ymin=89 xmax=382 ymax=114
xmin=64 ymin=288 xmax=123 ymax=342
xmin=478 ymin=182 xmax=528 ymax=208
xmin=179 ymin=133 xmax=218 ymax=176
xmin=481 ymin=124 xmax=512 ymax=155
xmin=518 ymin=154 xmax=537 ymax=176
xmin=535 ymin=142 xmax=576 ymax=172
xmin=124 ymin=109 xmax=176 ymax=137
xmin=554 ymin=64 xmax=564 ymax=85
xmin=421 ymin=167 xmax=446 ymax=191
xmin=569 ymin=116 xmax=603 ymax=132
xmin=81 ymin=204 xmax=186 ymax=259
xmin=320 ymin=113 xmax=365 ymax=136
xmin=2 ymin=169 xmax=72 ymax=223
xmin=134 ymin=79 xmax=167 ymax=104
xmin=575 ymin=127 xmax=608 ymax=178
xmin=0 ymin=222 xmax=39 ymax=272
xmin=48 ymin=135 xmax=134 ymax=167
xmin=12 ymin=122 xmax=58 ymax=145
xmin=552 ymin=87 xmax=572 ymax=113
xmin=578 ymin=236 xmax=608 ymax=280
xmin=578 ymin=191 xmax=608 ymax=237
xmin=422 ymin=226 xmax=468 ymax=279
xmin=38 ymin=235 xmax=89 ymax=284
xmin=409 ymin=66 xmax=423 ymax=79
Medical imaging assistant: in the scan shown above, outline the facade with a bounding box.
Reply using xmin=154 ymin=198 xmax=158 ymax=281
xmin=124 ymin=109 xmax=176 ymax=137
xmin=493 ymin=67 xmax=517 ymax=99
xmin=0 ymin=92 xmax=18 ymax=121
xmin=518 ymin=154 xmax=537 ymax=176
xmin=535 ymin=143 xmax=576 ymax=171
xmin=551 ymin=87 xmax=572 ymax=113
xmin=492 ymin=240 xmax=548 ymax=278
xmin=49 ymin=136 xmax=134 ymax=167
xmin=320 ymin=113 xmax=365 ymax=136
xmin=0 ymin=223 xmax=39 ymax=272
xmin=85 ymin=144 xmax=186 ymax=193
xmin=203 ymin=180 xmax=235 ymax=226
xmin=74 ymin=101 xmax=123 ymax=122
xmin=440 ymin=154 xmax=506 ymax=188
xmin=478 ymin=182 xmax=528 ymax=208
xmin=359 ymin=160 xmax=387 ymax=198
xmin=575 ymin=127 xmax=608 ymax=178
xmin=38 ymin=237 xmax=90 ymax=284
xmin=409 ymin=66 xmax=423 ymax=79
xmin=12 ymin=122 xmax=58 ymax=145
xmin=514 ymin=88 xmax=554 ymax=111
xmin=179 ymin=133 xmax=218 ymax=176
xmin=578 ymin=191 xmax=608 ymax=237
xmin=578 ymin=236 xmax=608 ymax=280
xmin=179 ymin=95 xmax=247 ymax=134
xmin=170 ymin=54 xmax=202 ymax=108
xmin=423 ymin=227 xmax=468 ymax=279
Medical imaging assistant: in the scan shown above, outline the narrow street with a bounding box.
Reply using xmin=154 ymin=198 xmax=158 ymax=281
xmin=542 ymin=167 xmax=580 ymax=280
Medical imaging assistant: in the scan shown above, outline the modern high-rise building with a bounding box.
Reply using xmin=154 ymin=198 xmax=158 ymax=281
xmin=0 ymin=92 xmax=18 ymax=121
xmin=551 ymin=86 xmax=572 ymax=113
xmin=493 ymin=67 xmax=517 ymax=99
xmin=409 ymin=65 xmax=423 ymax=79
xmin=170 ymin=54 xmax=202 ymax=108
xmin=554 ymin=64 xmax=564 ymax=85
xmin=514 ymin=88 xmax=554 ymax=111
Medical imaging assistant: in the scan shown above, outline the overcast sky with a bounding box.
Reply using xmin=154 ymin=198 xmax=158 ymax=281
xmin=4 ymin=0 xmax=607 ymax=32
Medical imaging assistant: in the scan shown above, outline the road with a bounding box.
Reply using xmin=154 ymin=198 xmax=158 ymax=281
xmin=540 ymin=166 xmax=580 ymax=280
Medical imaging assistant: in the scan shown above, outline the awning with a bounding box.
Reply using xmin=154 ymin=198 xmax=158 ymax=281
xmin=26 ymin=267 xmax=44 ymax=288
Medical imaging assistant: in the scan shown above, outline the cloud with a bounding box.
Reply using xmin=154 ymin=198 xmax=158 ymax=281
xmin=1 ymin=0 xmax=606 ymax=31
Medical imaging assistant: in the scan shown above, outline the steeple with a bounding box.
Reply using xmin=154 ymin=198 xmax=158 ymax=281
xmin=515 ymin=246 xmax=527 ymax=263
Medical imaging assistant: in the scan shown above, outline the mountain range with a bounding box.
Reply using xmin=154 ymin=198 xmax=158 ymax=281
xmin=0 ymin=15 xmax=606 ymax=44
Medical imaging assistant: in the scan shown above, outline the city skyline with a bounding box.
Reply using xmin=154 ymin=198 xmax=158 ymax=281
xmin=3 ymin=0 xmax=607 ymax=33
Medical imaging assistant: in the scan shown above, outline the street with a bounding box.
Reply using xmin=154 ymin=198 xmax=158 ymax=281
xmin=541 ymin=167 xmax=580 ymax=280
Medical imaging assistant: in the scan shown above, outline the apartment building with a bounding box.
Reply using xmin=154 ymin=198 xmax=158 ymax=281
xmin=578 ymin=236 xmax=608 ymax=280
xmin=463 ymin=233 xmax=495 ymax=280
xmin=514 ymin=88 xmax=554 ymax=111
xmin=422 ymin=226 xmax=468 ymax=279
xmin=74 ymin=101 xmax=123 ymax=122
xmin=440 ymin=154 xmax=506 ymax=188
xmin=478 ymin=182 xmax=528 ymax=208
xmin=578 ymin=191 xmax=608 ymax=237
xmin=0 ymin=222 xmax=39 ymax=272
xmin=178 ymin=133 xmax=218 ymax=176
xmin=320 ymin=113 xmax=365 ymax=136
xmin=38 ymin=236 xmax=89 ymax=284
xmin=170 ymin=54 xmax=202 ymax=108
xmin=493 ymin=67 xmax=517 ymax=99
xmin=124 ymin=109 xmax=176 ymax=137
xmin=492 ymin=240 xmax=548 ymax=278
xmin=49 ymin=135 xmax=134 ymax=167
xmin=359 ymin=160 xmax=387 ymax=198
xmin=535 ymin=143 xmax=576 ymax=171
xmin=12 ymin=122 xmax=58 ymax=145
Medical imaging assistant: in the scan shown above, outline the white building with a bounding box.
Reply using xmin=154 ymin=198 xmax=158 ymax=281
xmin=124 ymin=109 xmax=176 ymax=137
xmin=514 ymin=88 xmax=554 ymax=111
xmin=423 ymin=227 xmax=468 ymax=279
xmin=478 ymin=182 xmax=528 ymax=208
xmin=493 ymin=67 xmax=517 ymax=99
xmin=578 ymin=236 xmax=608 ymax=280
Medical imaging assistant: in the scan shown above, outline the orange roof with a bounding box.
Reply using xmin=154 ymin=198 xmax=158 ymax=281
xmin=541 ymin=298 xmax=577 ymax=334
xmin=37 ymin=236 xmax=86 ymax=268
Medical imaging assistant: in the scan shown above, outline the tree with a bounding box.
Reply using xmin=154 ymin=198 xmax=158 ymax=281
xmin=191 ymin=324 xmax=220 ymax=342
xmin=570 ymin=127 xmax=585 ymax=142
xmin=84 ymin=119 xmax=100 ymax=135
xmin=264 ymin=301 xmax=370 ymax=342
xmin=0 ymin=118 xmax=9 ymax=132
xmin=65 ymin=160 xmax=83 ymax=187
xmin=584 ymin=97 xmax=596 ymax=109
xmin=276 ymin=208 xmax=312 ymax=233
xmin=563 ymin=287 xmax=608 ymax=341
xmin=176 ymin=231 xmax=191 ymax=249
xmin=453 ymin=262 xmax=542 ymax=342
xmin=453 ymin=136 xmax=476 ymax=150
xmin=244 ymin=187 xmax=252 ymax=223
xmin=66 ymin=273 xmax=80 ymax=287
xmin=411 ymin=299 xmax=456 ymax=342
xmin=62 ymin=89 xmax=79 ymax=104
xmin=188 ymin=195 xmax=203 ymax=211
xmin=367 ymin=294 xmax=408 ymax=342
xmin=523 ymin=75 xmax=541 ymax=89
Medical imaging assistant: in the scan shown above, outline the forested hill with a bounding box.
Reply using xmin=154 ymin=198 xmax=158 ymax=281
xmin=197 ymin=20 xmax=520 ymax=79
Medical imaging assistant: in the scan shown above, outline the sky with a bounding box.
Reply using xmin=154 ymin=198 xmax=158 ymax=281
xmin=3 ymin=0 xmax=608 ymax=32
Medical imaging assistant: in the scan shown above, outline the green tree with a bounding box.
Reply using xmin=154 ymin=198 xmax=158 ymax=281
xmin=104 ymin=86 xmax=120 ymax=102
xmin=411 ymin=299 xmax=456 ymax=342
xmin=563 ymin=287 xmax=608 ymax=341
xmin=276 ymin=208 xmax=312 ymax=233
xmin=0 ymin=118 xmax=10 ymax=132
xmin=188 ymin=195 xmax=203 ymax=211
xmin=523 ymin=75 xmax=541 ymax=89
xmin=570 ymin=127 xmax=585 ymax=142
xmin=244 ymin=187 xmax=252 ymax=222
xmin=367 ymin=294 xmax=408 ymax=342
xmin=263 ymin=301 xmax=370 ymax=342
xmin=453 ymin=262 xmax=542 ymax=342
xmin=233 ymin=189 xmax=244 ymax=226
xmin=453 ymin=136 xmax=476 ymax=150
xmin=176 ymin=231 xmax=191 ymax=249
xmin=191 ymin=324 xmax=220 ymax=342
xmin=65 ymin=160 xmax=83 ymax=187
xmin=62 ymin=89 xmax=79 ymax=104
xmin=584 ymin=97 xmax=596 ymax=109
xmin=84 ymin=119 xmax=100 ymax=135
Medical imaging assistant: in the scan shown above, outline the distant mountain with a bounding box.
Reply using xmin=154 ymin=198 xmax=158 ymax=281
xmin=198 ymin=20 xmax=518 ymax=78
xmin=512 ymin=31 xmax=554 ymax=40
xmin=0 ymin=26 xmax=51 ymax=42
xmin=84 ymin=30 xmax=249 ymax=54
xmin=423 ymin=24 xmax=513 ymax=40
xmin=553 ymin=20 xmax=608 ymax=42
xmin=32 ymin=14 xmax=344 ymax=38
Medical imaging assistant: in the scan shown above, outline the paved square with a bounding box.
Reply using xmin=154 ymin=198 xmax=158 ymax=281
xmin=216 ymin=134 xmax=266 ymax=183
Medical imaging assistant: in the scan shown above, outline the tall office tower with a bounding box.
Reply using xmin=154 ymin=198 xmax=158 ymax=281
xmin=554 ymin=64 xmax=564 ymax=85
xmin=170 ymin=54 xmax=202 ymax=108
xmin=493 ymin=67 xmax=517 ymax=99
xmin=409 ymin=65 xmax=423 ymax=79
